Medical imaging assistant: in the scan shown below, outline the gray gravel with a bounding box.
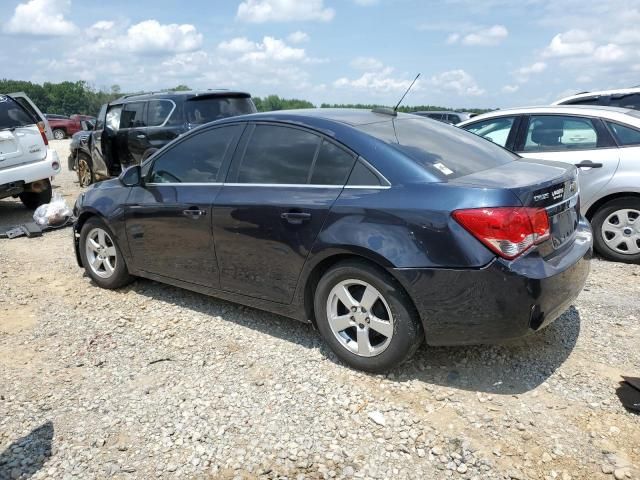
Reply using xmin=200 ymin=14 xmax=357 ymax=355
xmin=1 ymin=140 xmax=639 ymax=479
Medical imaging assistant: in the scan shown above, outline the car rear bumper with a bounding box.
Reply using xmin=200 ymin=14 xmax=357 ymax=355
xmin=393 ymin=219 xmax=593 ymax=346
xmin=0 ymin=148 xmax=60 ymax=188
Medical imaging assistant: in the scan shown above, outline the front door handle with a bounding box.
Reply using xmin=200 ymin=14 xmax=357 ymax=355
xmin=575 ymin=160 xmax=603 ymax=169
xmin=183 ymin=207 xmax=206 ymax=218
xmin=136 ymin=134 xmax=146 ymax=139
xmin=281 ymin=212 xmax=311 ymax=224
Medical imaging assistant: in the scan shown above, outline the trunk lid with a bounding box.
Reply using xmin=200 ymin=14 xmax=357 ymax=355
xmin=0 ymin=95 xmax=47 ymax=170
xmin=452 ymin=158 xmax=580 ymax=253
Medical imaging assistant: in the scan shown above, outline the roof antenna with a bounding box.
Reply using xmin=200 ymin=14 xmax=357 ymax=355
xmin=394 ymin=73 xmax=420 ymax=112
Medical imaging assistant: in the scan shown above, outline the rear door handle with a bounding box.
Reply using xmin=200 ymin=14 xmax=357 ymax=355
xmin=281 ymin=212 xmax=311 ymax=224
xmin=575 ymin=160 xmax=603 ymax=169
xmin=136 ymin=134 xmax=146 ymax=139
xmin=183 ymin=207 xmax=206 ymax=218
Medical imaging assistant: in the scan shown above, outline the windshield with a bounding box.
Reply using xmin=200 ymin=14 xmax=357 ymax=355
xmin=358 ymin=117 xmax=517 ymax=180
xmin=0 ymin=95 xmax=36 ymax=130
xmin=185 ymin=96 xmax=256 ymax=125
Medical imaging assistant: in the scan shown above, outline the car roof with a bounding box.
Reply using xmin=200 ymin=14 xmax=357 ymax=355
xmin=112 ymin=90 xmax=252 ymax=104
xmin=457 ymin=105 xmax=640 ymax=126
xmin=413 ymin=110 xmax=468 ymax=115
xmin=553 ymin=87 xmax=640 ymax=105
xmin=224 ymin=108 xmax=422 ymax=127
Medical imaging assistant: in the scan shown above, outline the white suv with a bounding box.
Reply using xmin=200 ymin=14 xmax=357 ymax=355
xmin=553 ymin=88 xmax=640 ymax=110
xmin=0 ymin=93 xmax=60 ymax=209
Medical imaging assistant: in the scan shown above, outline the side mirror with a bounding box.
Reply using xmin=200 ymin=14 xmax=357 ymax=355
xmin=120 ymin=165 xmax=142 ymax=187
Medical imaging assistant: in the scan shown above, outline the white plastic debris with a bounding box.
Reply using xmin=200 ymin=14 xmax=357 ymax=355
xmin=33 ymin=193 xmax=73 ymax=227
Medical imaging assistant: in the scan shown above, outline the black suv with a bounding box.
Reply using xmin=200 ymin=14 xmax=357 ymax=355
xmin=69 ymin=90 xmax=256 ymax=186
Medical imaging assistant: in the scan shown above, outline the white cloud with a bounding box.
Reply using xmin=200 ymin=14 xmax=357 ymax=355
xmin=350 ymin=56 xmax=384 ymax=70
xmin=542 ymin=30 xmax=595 ymax=58
xmin=218 ymin=37 xmax=256 ymax=53
xmin=430 ymin=69 xmax=485 ymax=96
xmin=513 ymin=61 xmax=547 ymax=82
xmin=219 ymin=36 xmax=306 ymax=63
xmin=353 ymin=0 xmax=379 ymax=5
xmin=593 ymin=43 xmax=626 ymax=63
xmin=287 ymin=31 xmax=309 ymax=43
xmin=236 ymin=0 xmax=334 ymax=23
xmin=126 ymin=20 xmax=202 ymax=54
xmin=334 ymin=67 xmax=417 ymax=93
xmin=502 ymin=84 xmax=520 ymax=93
xmin=4 ymin=0 xmax=76 ymax=36
xmin=447 ymin=25 xmax=508 ymax=46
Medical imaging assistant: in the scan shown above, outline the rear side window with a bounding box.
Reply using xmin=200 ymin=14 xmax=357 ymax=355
xmin=609 ymin=93 xmax=640 ymax=110
xmin=147 ymin=100 xmax=174 ymax=127
xmin=121 ymin=102 xmax=146 ymax=128
xmin=237 ymin=125 xmax=320 ymax=184
xmin=464 ymin=116 xmax=515 ymax=147
xmin=0 ymin=95 xmax=35 ymax=129
xmin=523 ymin=115 xmax=599 ymax=151
xmin=150 ymin=125 xmax=241 ymax=183
xmin=185 ymin=96 xmax=256 ymax=125
xmin=347 ymin=161 xmax=383 ymax=186
xmin=359 ymin=118 xmax=516 ymax=180
xmin=563 ymin=97 xmax=606 ymax=106
xmin=309 ymin=140 xmax=355 ymax=185
xmin=607 ymin=122 xmax=640 ymax=146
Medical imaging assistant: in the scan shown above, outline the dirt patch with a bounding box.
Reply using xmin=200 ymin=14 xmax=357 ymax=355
xmin=0 ymin=305 xmax=36 ymax=333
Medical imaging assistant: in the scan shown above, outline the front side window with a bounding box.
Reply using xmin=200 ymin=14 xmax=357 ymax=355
xmin=149 ymin=125 xmax=241 ymax=183
xmin=237 ymin=125 xmax=320 ymax=184
xmin=105 ymin=105 xmax=122 ymax=130
xmin=147 ymin=100 xmax=174 ymax=127
xmin=464 ymin=116 xmax=515 ymax=147
xmin=120 ymin=102 xmax=146 ymax=129
xmin=523 ymin=115 xmax=599 ymax=152
xmin=607 ymin=122 xmax=640 ymax=146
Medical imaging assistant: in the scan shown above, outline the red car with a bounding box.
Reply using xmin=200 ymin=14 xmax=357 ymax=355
xmin=45 ymin=114 xmax=95 ymax=139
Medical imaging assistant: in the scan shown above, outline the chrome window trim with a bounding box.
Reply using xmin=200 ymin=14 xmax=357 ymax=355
xmin=146 ymin=99 xmax=177 ymax=129
xmin=545 ymin=192 xmax=580 ymax=215
xmin=143 ymin=182 xmax=390 ymax=189
xmin=146 ymin=182 xmax=222 ymax=186
xmin=356 ymin=156 xmax=391 ymax=187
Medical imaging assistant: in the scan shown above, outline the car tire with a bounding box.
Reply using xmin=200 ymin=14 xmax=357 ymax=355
xmin=53 ymin=129 xmax=66 ymax=140
xmin=141 ymin=148 xmax=158 ymax=162
xmin=79 ymin=217 xmax=133 ymax=289
xmin=77 ymin=154 xmax=94 ymax=187
xmin=314 ymin=259 xmax=423 ymax=373
xmin=592 ymin=197 xmax=640 ymax=264
xmin=19 ymin=180 xmax=52 ymax=209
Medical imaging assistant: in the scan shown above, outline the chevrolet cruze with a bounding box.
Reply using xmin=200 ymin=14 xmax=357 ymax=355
xmin=73 ymin=109 xmax=592 ymax=372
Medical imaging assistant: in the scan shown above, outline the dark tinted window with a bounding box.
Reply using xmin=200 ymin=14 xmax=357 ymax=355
xmin=237 ymin=125 xmax=320 ymax=184
xmin=523 ymin=115 xmax=599 ymax=151
xmin=185 ymin=96 xmax=256 ymax=125
xmin=147 ymin=100 xmax=174 ymax=127
xmin=447 ymin=114 xmax=461 ymax=124
xmin=359 ymin=118 xmax=516 ymax=180
xmin=563 ymin=97 xmax=606 ymax=106
xmin=150 ymin=125 xmax=240 ymax=183
xmin=607 ymin=122 xmax=640 ymax=146
xmin=347 ymin=161 xmax=382 ymax=186
xmin=309 ymin=140 xmax=355 ymax=185
xmin=95 ymin=105 xmax=107 ymax=130
xmin=0 ymin=95 xmax=35 ymax=129
xmin=120 ymin=102 xmax=146 ymax=128
xmin=609 ymin=93 xmax=640 ymax=110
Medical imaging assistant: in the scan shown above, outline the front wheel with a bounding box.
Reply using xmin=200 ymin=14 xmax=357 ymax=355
xmin=52 ymin=129 xmax=66 ymax=140
xmin=77 ymin=154 xmax=94 ymax=187
xmin=314 ymin=260 xmax=423 ymax=373
xmin=79 ymin=217 xmax=132 ymax=288
xmin=592 ymin=197 xmax=640 ymax=264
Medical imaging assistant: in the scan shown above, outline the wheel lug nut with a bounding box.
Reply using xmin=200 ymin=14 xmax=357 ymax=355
xmin=365 ymin=317 xmax=370 ymax=323
xmin=351 ymin=306 xmax=357 ymax=312
xmin=350 ymin=316 xmax=355 ymax=321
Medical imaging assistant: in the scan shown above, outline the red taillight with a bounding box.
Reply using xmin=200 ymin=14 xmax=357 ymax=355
xmin=37 ymin=121 xmax=48 ymax=146
xmin=452 ymin=207 xmax=550 ymax=260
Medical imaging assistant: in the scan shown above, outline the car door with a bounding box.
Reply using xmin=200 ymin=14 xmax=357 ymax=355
xmin=514 ymin=115 xmax=619 ymax=206
xmin=92 ymin=104 xmax=123 ymax=175
xmin=125 ymin=124 xmax=244 ymax=287
xmin=213 ymin=123 xmax=357 ymax=303
xmin=118 ymin=102 xmax=148 ymax=167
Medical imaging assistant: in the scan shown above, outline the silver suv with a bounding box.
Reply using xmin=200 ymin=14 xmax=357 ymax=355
xmin=553 ymin=88 xmax=640 ymax=110
xmin=459 ymin=105 xmax=640 ymax=264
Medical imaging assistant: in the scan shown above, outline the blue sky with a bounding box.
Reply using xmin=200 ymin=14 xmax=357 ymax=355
xmin=2 ymin=0 xmax=639 ymax=108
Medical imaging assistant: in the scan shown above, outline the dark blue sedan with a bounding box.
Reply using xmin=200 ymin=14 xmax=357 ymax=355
xmin=72 ymin=109 xmax=592 ymax=372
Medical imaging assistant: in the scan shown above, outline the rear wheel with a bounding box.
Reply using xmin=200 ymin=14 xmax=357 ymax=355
xmin=19 ymin=180 xmax=52 ymax=209
xmin=52 ymin=129 xmax=66 ymax=140
xmin=314 ymin=260 xmax=423 ymax=372
xmin=77 ymin=154 xmax=94 ymax=187
xmin=592 ymin=197 xmax=640 ymax=264
xmin=79 ymin=217 xmax=132 ymax=288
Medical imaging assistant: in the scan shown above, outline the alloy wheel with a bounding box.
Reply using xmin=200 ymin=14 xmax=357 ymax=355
xmin=78 ymin=158 xmax=91 ymax=187
xmin=53 ymin=129 xmax=65 ymax=140
xmin=601 ymin=208 xmax=640 ymax=255
xmin=326 ymin=279 xmax=394 ymax=357
xmin=85 ymin=227 xmax=118 ymax=278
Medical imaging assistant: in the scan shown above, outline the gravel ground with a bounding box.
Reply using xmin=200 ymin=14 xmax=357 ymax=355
xmin=1 ymin=140 xmax=639 ymax=480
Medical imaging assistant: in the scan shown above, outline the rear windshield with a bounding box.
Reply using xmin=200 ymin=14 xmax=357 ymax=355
xmin=0 ymin=95 xmax=36 ymax=130
xmin=185 ymin=96 xmax=256 ymax=125
xmin=358 ymin=117 xmax=517 ymax=179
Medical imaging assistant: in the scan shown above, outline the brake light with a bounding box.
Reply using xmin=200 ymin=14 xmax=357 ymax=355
xmin=452 ymin=207 xmax=550 ymax=260
xmin=37 ymin=121 xmax=49 ymax=146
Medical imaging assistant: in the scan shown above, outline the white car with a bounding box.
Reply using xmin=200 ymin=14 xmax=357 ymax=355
xmin=553 ymin=87 xmax=640 ymax=110
xmin=0 ymin=93 xmax=60 ymax=209
xmin=458 ymin=105 xmax=640 ymax=263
